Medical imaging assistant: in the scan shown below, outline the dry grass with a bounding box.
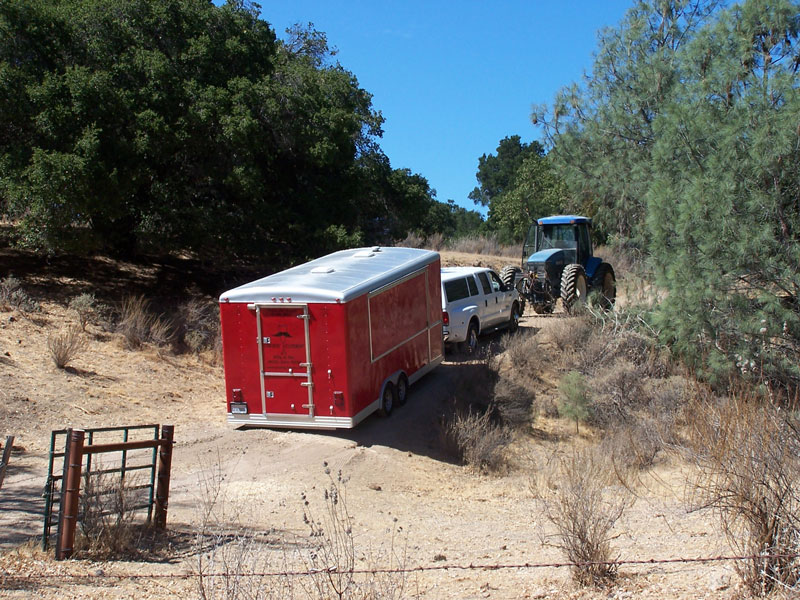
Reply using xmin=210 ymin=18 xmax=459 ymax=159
xmin=175 ymin=298 xmax=221 ymax=360
xmin=193 ymin=465 xmax=412 ymax=600
xmin=77 ymin=467 xmax=149 ymax=558
xmin=535 ymin=447 xmax=632 ymax=586
xmin=0 ymin=275 xmax=40 ymax=312
xmin=443 ymin=408 xmax=512 ymax=473
xmin=686 ymin=393 xmax=800 ymax=595
xmin=400 ymin=233 xmax=519 ymax=257
xmin=117 ymin=295 xmax=174 ymax=350
xmin=68 ymin=293 xmax=96 ymax=331
xmin=47 ymin=325 xmax=86 ymax=369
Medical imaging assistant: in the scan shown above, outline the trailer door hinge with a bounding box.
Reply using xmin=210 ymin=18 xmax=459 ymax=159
xmin=300 ymin=382 xmax=313 ymax=388
xmin=299 ymin=362 xmax=311 ymax=368
xmin=296 ymin=314 xmax=309 ymax=320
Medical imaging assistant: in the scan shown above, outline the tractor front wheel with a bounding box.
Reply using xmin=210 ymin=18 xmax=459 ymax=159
xmin=561 ymin=264 xmax=588 ymax=314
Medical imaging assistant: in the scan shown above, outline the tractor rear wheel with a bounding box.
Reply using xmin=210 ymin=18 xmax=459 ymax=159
xmin=501 ymin=265 xmax=525 ymax=315
xmin=593 ymin=264 xmax=616 ymax=309
xmin=561 ymin=264 xmax=588 ymax=314
xmin=500 ymin=265 xmax=521 ymax=289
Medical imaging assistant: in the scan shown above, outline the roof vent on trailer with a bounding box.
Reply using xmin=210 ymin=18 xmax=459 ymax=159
xmin=353 ymin=250 xmax=376 ymax=258
xmin=311 ymin=266 xmax=335 ymax=274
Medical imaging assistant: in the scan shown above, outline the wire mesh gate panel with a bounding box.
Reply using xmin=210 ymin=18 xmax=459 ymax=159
xmin=42 ymin=425 xmax=163 ymax=552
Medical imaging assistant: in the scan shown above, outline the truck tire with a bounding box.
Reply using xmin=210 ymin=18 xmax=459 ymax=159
xmin=592 ymin=263 xmax=616 ymax=309
xmin=561 ymin=264 xmax=588 ymax=314
xmin=378 ymin=381 xmax=396 ymax=417
xmin=460 ymin=320 xmax=479 ymax=355
xmin=508 ymin=302 xmax=521 ymax=332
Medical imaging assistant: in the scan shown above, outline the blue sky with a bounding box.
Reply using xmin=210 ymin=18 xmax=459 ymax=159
xmin=259 ymin=1 xmax=634 ymax=215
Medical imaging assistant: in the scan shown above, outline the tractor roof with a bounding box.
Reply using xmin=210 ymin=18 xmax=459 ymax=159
xmin=537 ymin=215 xmax=592 ymax=226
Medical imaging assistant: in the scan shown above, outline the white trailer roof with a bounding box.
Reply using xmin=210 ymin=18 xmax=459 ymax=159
xmin=220 ymin=247 xmax=440 ymax=304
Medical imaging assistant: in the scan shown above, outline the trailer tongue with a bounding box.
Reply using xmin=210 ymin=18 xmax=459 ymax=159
xmin=219 ymin=247 xmax=444 ymax=429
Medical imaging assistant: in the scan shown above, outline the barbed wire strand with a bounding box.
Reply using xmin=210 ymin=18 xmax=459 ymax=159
xmin=2 ymin=552 xmax=798 ymax=583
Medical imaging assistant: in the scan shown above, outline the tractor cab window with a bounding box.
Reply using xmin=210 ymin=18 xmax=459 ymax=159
xmin=577 ymin=225 xmax=591 ymax=261
xmin=539 ymin=224 xmax=577 ymax=251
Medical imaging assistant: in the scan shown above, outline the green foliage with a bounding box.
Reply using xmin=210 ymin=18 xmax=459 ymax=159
xmin=490 ymin=153 xmax=567 ymax=242
xmin=0 ymin=1 xmax=434 ymax=259
xmin=469 ymin=135 xmax=567 ymax=243
xmin=419 ymin=199 xmax=484 ymax=239
xmin=539 ymin=0 xmax=800 ymax=393
xmin=647 ymin=0 xmax=800 ymax=391
xmin=469 ymin=135 xmax=543 ymax=207
xmin=534 ymin=0 xmax=723 ymax=244
xmin=558 ymin=370 xmax=591 ymax=433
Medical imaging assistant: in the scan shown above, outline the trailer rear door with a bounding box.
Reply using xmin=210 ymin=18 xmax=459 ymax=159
xmin=254 ymin=304 xmax=314 ymax=416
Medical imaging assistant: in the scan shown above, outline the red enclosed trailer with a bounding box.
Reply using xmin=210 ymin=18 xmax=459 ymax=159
xmin=219 ymin=247 xmax=444 ymax=429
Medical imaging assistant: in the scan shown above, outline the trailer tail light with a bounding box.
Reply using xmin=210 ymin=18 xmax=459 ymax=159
xmin=442 ymin=311 xmax=450 ymax=326
xmin=230 ymin=389 xmax=248 ymax=414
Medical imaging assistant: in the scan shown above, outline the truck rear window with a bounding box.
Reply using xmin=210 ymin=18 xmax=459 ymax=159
xmin=444 ymin=278 xmax=470 ymax=302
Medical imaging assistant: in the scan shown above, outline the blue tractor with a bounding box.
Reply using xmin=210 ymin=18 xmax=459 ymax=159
xmin=500 ymin=215 xmax=616 ymax=314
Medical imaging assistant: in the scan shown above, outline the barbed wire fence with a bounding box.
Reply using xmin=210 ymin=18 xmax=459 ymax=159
xmin=2 ymin=552 xmax=798 ymax=583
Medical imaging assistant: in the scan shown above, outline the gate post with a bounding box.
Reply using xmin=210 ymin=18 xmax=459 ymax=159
xmin=56 ymin=429 xmax=85 ymax=560
xmin=153 ymin=425 xmax=174 ymax=530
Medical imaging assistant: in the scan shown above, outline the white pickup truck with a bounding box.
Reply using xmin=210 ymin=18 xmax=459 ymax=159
xmin=441 ymin=266 xmax=522 ymax=353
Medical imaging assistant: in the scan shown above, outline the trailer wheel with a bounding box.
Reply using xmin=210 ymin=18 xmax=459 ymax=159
xmin=378 ymin=382 xmax=396 ymax=417
xmin=396 ymin=373 xmax=409 ymax=406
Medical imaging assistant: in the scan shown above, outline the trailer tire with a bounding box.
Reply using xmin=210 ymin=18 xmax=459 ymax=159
xmin=378 ymin=382 xmax=396 ymax=417
xmin=396 ymin=373 xmax=409 ymax=406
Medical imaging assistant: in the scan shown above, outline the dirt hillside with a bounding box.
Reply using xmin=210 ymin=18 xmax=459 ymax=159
xmin=0 ymin=249 xmax=734 ymax=599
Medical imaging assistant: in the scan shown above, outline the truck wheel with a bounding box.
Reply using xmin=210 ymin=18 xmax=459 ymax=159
xmin=508 ymin=302 xmax=520 ymax=332
xmin=460 ymin=321 xmax=479 ymax=355
xmin=561 ymin=264 xmax=588 ymax=314
xmin=378 ymin=382 xmax=396 ymax=417
xmin=593 ymin=264 xmax=616 ymax=309
xmin=396 ymin=373 xmax=409 ymax=406
xmin=500 ymin=265 xmax=521 ymax=289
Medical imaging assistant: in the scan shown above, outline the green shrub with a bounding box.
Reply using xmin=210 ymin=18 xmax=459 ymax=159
xmin=558 ymin=371 xmax=591 ymax=433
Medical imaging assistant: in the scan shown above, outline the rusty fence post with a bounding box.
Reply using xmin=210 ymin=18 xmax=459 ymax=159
xmin=0 ymin=435 xmax=14 ymax=491
xmin=56 ymin=429 xmax=85 ymax=560
xmin=153 ymin=425 xmax=174 ymax=530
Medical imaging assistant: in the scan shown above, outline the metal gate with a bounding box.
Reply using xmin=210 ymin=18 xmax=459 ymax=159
xmin=42 ymin=424 xmax=164 ymax=552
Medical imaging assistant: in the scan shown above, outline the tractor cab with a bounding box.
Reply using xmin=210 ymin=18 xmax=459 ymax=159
xmin=506 ymin=214 xmax=615 ymax=314
xmin=522 ymin=215 xmax=593 ymax=268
